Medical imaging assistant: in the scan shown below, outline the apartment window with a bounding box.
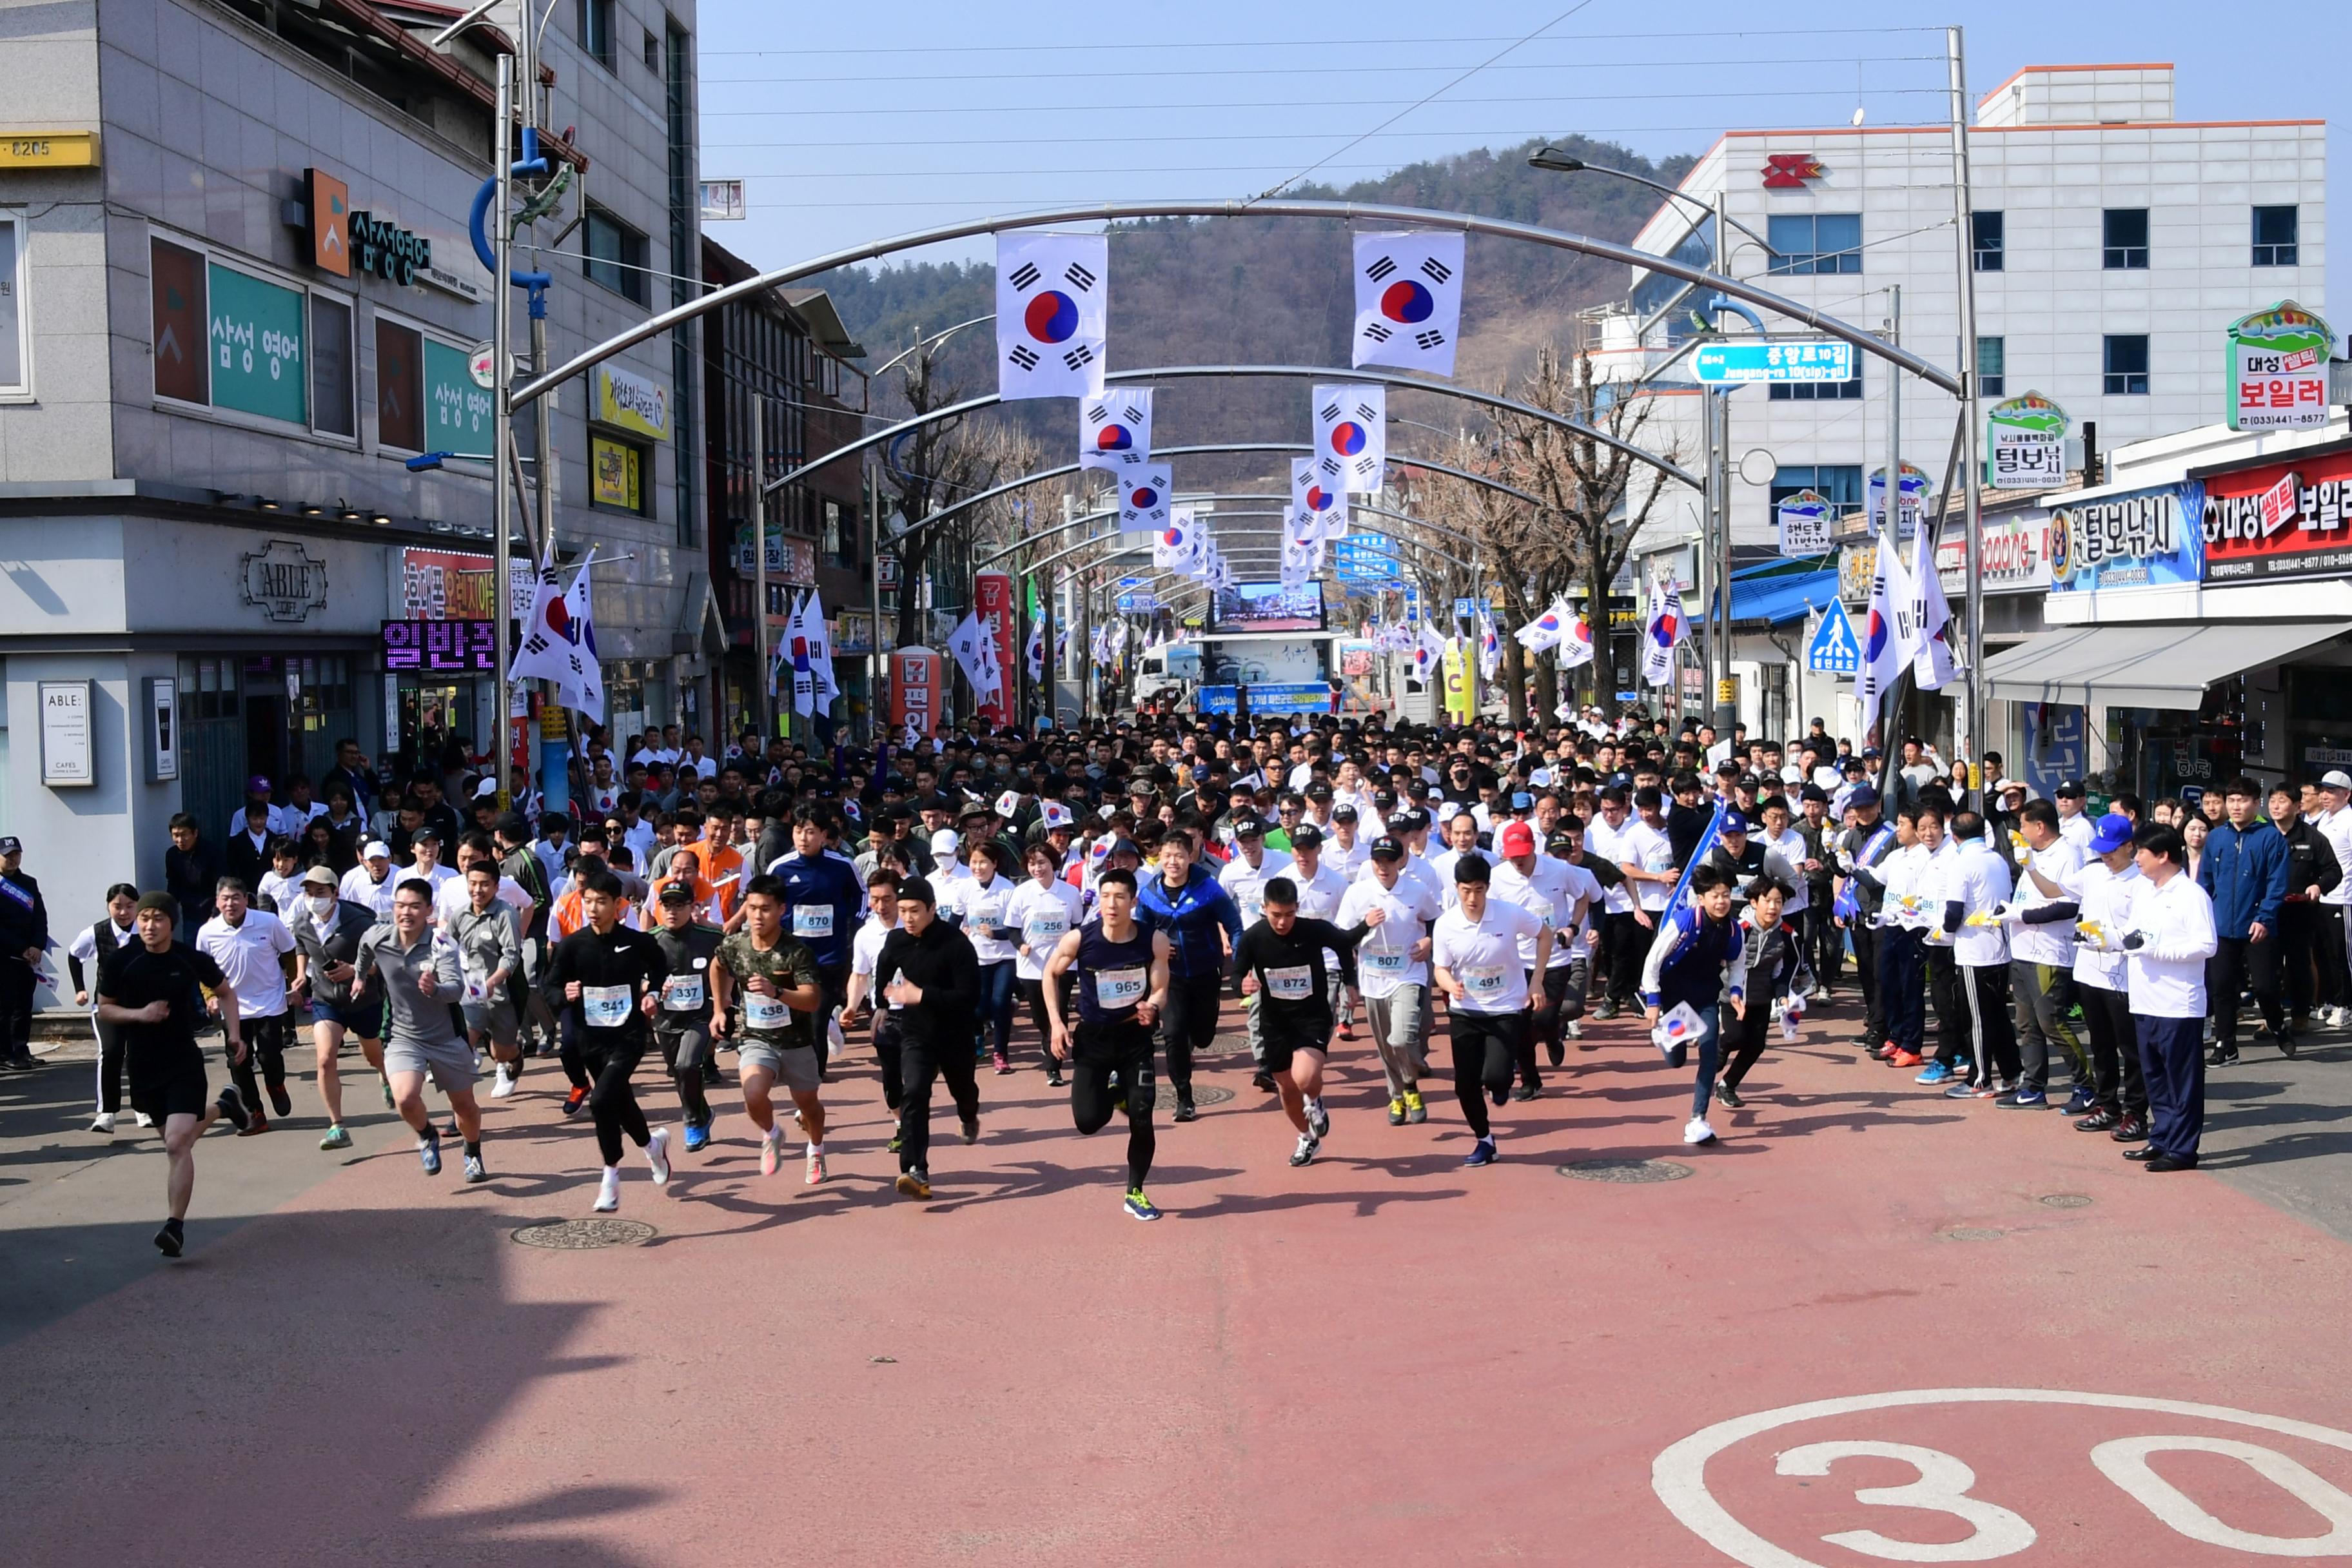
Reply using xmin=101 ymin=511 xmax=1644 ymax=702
xmin=0 ymin=211 xmax=26 ymax=395
xmin=1765 ymin=213 xmax=1862 ymax=276
xmin=2251 ymin=205 xmax=2299 ymax=267
xmin=1769 ymin=353 xmax=1861 ymax=402
xmin=1971 ymin=210 xmax=2004 ymax=273
xmin=375 ymin=318 xmax=423 ymax=450
xmin=2102 ymin=208 xmax=2149 ymax=270
xmin=309 ymin=295 xmax=355 ymax=438
xmin=1976 ymin=336 xmax=2006 ymax=398
xmin=578 ymin=0 xmax=615 ymax=70
xmin=2103 ymin=334 xmax=2150 ymax=396
xmin=583 ymin=208 xmax=649 ymax=305
xmin=1769 ymin=464 xmax=1863 ymax=521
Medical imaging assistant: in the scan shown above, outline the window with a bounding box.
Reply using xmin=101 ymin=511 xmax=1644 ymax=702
xmin=1765 ymin=213 xmax=1862 ymax=276
xmin=1770 ymin=353 xmax=1861 ymax=402
xmin=149 ymin=235 xmax=331 ymax=431
xmin=2252 ymin=205 xmax=2299 ymax=267
xmin=578 ymin=0 xmax=615 ymax=70
xmin=375 ymin=318 xmax=423 ymax=450
xmin=0 ymin=211 xmax=26 ymax=396
xmin=643 ymin=26 xmax=660 ymax=71
xmin=1769 ymin=465 xmax=1863 ymax=520
xmin=591 ymin=432 xmax=649 ymax=513
xmin=2103 ymin=334 xmax=2150 ymax=396
xmin=583 ymin=208 xmax=648 ymax=305
xmin=1976 ymin=336 xmax=2005 ymax=398
xmin=2102 ymin=208 xmax=2148 ymax=270
xmin=1971 ymin=210 xmax=2004 ymax=273
xmin=309 ymin=295 xmax=355 ymax=438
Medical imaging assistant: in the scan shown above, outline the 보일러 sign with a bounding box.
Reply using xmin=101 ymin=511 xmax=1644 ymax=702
xmin=2048 ymin=481 xmax=2203 ymax=594
xmin=1986 ymin=391 xmax=2068 ymax=491
xmin=1689 ymin=340 xmax=1854 ymax=386
xmin=593 ymin=365 xmax=669 ymax=440
xmin=1775 ymin=489 xmax=1832 ymax=556
xmin=2226 ymin=300 xmax=2333 ymax=432
xmin=2200 ymin=446 xmax=2352 ymax=583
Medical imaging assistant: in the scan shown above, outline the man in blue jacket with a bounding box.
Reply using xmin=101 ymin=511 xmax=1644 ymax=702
xmin=1135 ymin=826 xmax=1243 ymax=1122
xmin=765 ymin=805 xmax=867 ymax=1073
xmin=2198 ymin=776 xmax=2291 ymax=1065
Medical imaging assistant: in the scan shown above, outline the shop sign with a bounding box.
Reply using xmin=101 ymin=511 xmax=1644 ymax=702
xmin=1837 ymin=539 xmax=1877 ymax=607
xmin=2200 ymin=446 xmax=2352 ymax=583
xmin=1761 ymin=153 xmax=1824 ymax=188
xmin=1867 ymin=462 xmax=1931 ymax=535
xmin=2226 ymin=300 xmax=2333 ymax=431
xmin=304 ymin=169 xmax=432 ymax=286
xmin=836 ymin=612 xmax=874 ymax=654
xmin=2 ymin=131 xmax=99 ymax=168
xmin=208 ymin=261 xmax=307 ymax=424
xmin=381 ymin=618 xmax=496 ymax=672
xmin=973 ymin=571 xmax=1016 ymax=725
xmin=2048 ymin=482 xmax=2202 ymax=594
xmin=594 ymin=365 xmax=669 ymax=440
xmin=397 ymin=547 xmax=536 ymax=622
xmin=591 ymin=433 xmax=643 ymax=512
xmin=890 ymin=647 xmax=941 ymax=739
xmin=1775 ymin=489 xmax=1832 ymax=557
xmin=38 ymin=679 xmax=94 ymax=787
xmin=732 ymin=524 xmax=817 ymax=584
xmin=2305 ymin=744 xmax=2352 ymax=768
xmin=426 ymin=339 xmax=493 ymax=444
xmin=240 ymin=538 xmax=328 ymax=622
xmin=1936 ymin=511 xmax=2053 ymax=595
xmin=1986 ymin=391 xmax=2068 ymax=490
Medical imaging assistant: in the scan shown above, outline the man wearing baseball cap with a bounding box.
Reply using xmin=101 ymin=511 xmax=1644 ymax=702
xmin=1337 ymin=836 xmax=1444 ymax=1124
xmin=1492 ymin=819 xmax=1593 ymax=1086
xmin=2312 ymin=771 xmax=2352 ymax=1027
xmin=2053 ymin=781 xmax=2095 ymax=853
xmin=1217 ymin=816 xmax=1293 ymax=1093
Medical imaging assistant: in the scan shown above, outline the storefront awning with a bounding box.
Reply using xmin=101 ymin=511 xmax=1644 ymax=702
xmin=1983 ymin=621 xmax=2352 ymax=708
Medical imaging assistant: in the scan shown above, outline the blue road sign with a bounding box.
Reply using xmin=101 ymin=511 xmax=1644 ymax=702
xmin=1805 ymin=600 xmax=1862 ymax=675
xmin=1691 ymin=340 xmax=1855 ymax=386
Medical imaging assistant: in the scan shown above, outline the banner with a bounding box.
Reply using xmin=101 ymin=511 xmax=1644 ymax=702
xmin=973 ymin=570 xmax=1017 ymax=726
xmin=890 ymin=647 xmax=941 ymax=740
xmin=1351 ymin=231 xmax=1464 ymax=377
xmin=1440 ymin=640 xmax=1473 ymax=721
xmin=996 ymin=233 xmax=1107 ymax=401
xmin=1313 ymin=384 xmax=1387 ymax=492
xmin=2049 ymin=482 xmax=2202 ymax=594
xmin=1080 ymin=389 xmax=1152 ymax=472
xmin=2200 ymin=446 xmax=2352 ymax=584
xmin=1986 ymin=391 xmax=2068 ymax=491
xmin=2226 ymin=300 xmax=2333 ymax=432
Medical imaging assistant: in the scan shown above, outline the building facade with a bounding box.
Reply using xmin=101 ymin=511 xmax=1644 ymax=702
xmin=0 ymin=0 xmax=700 ymax=959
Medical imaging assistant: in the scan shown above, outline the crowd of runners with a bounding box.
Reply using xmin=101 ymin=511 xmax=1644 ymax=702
xmin=3 ymin=701 xmax=2326 ymax=1256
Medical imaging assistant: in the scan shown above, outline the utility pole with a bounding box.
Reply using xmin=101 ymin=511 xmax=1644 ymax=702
xmin=1710 ymin=185 xmax=1738 ymax=739
xmin=1881 ymin=281 xmax=1902 ymax=752
xmin=867 ymin=461 xmax=883 ymax=744
xmin=515 ymin=10 xmax=561 ymax=808
xmin=1948 ymin=25 xmax=1987 ymax=801
xmin=489 ymin=53 xmax=514 ymax=804
xmin=752 ymin=394 xmax=770 ymax=744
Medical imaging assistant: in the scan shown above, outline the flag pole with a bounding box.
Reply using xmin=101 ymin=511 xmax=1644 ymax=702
xmin=490 ymin=53 xmax=514 ymax=805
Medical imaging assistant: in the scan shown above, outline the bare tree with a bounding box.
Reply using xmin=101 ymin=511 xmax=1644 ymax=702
xmin=882 ymin=344 xmax=1006 ymax=654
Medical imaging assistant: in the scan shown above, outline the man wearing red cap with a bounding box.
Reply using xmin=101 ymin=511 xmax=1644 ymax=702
xmin=1490 ymin=820 xmax=1591 ymax=1095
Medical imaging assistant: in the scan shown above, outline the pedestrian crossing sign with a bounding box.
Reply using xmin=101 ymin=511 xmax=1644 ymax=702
xmin=1805 ymin=601 xmax=1861 ymax=675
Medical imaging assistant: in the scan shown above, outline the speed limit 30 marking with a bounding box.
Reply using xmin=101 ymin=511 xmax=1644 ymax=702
xmin=1653 ymin=1388 xmax=2352 ymax=1565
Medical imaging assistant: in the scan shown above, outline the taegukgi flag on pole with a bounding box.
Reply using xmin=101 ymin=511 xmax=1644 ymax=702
xmin=1352 ymin=232 xmax=1465 ymax=377
xmin=1119 ymin=463 xmax=1172 ymax=534
xmin=787 ymin=587 xmax=838 ymax=710
xmin=1079 ymin=388 xmax=1152 ymax=473
xmin=1289 ymin=457 xmax=1348 ymax=542
xmin=1856 ymin=535 xmax=1912 ymax=718
xmin=1640 ymin=577 xmax=1685 ymax=689
xmin=1153 ymin=506 xmax=1202 ymax=572
xmin=996 ymin=233 xmax=1107 ymax=401
xmin=1024 ymin=616 xmax=1045 ymax=685
xmin=1476 ymin=611 xmax=1502 ymax=681
xmin=1556 ymin=607 xmax=1596 ymax=670
xmin=1514 ymin=594 xmax=1573 ymax=652
xmin=514 ymin=548 xmax=606 ymax=724
xmin=946 ymin=611 xmax=1001 ymax=703
xmin=1910 ymin=518 xmax=1957 ymax=691
xmin=1313 ymin=384 xmax=1387 ymax=492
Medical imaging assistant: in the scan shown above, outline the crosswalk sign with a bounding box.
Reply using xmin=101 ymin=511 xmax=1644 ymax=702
xmin=1806 ymin=600 xmax=1862 ymax=675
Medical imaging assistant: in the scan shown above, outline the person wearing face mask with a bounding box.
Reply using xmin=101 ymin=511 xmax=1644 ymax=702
xmin=288 ymin=864 xmax=389 ymax=1150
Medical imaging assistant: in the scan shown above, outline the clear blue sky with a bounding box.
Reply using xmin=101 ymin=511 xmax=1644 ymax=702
xmin=694 ymin=0 xmax=2346 ymax=306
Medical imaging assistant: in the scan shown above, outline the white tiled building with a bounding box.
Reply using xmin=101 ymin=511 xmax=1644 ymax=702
xmin=1611 ymin=63 xmax=2327 ymax=550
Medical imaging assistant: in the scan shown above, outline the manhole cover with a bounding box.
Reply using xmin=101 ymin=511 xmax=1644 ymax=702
xmin=1154 ymin=1083 xmax=1238 ymax=1110
xmin=1942 ymin=1226 xmax=2006 ymax=1242
xmin=511 ymin=1218 xmax=656 ymax=1250
xmin=2039 ymin=1193 xmax=2093 ymax=1210
xmin=1558 ymin=1158 xmax=1694 ymax=1184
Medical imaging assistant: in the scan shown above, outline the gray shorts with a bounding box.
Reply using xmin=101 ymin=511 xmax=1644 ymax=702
xmin=384 ymin=1033 xmax=478 ymax=1093
xmin=738 ymin=1039 xmax=821 ymax=1095
xmin=460 ymin=998 xmax=518 ymax=1047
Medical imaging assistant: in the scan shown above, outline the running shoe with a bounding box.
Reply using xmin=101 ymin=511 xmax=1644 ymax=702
xmin=993 ymin=1052 xmax=1011 ymax=1075
xmin=1124 ymin=1189 xmax=1162 ymax=1222
xmin=2060 ymin=1086 xmax=2097 ymax=1115
xmin=90 ymin=1112 xmax=116 ymax=1134
xmin=761 ymin=1129 xmax=783 ymax=1176
xmin=1511 ymin=1083 xmax=1539 ymax=1101
xmin=1404 ymin=1091 xmax=1427 ymax=1124
xmin=1046 ymin=1072 xmax=1065 ymax=1088
xmin=1547 ymin=1041 xmax=1565 ymax=1068
xmin=1714 ymin=1082 xmax=1745 ymax=1110
xmin=563 ymin=1085 xmax=589 ymax=1118
xmin=1289 ymin=1131 xmax=1320 ymax=1167
xmin=464 ymin=1155 xmax=488 ymax=1184
xmin=238 ymin=1113 xmax=270 ymax=1138
xmin=214 ymin=1084 xmax=250 ymax=1133
xmin=1943 ymin=1081 xmax=1979 ymax=1099
xmin=1968 ymin=1083 xmax=2003 ymax=1099
xmin=896 ymin=1170 xmax=932 ymax=1200
xmin=1952 ymin=1058 xmax=1974 ymax=1079
xmin=1567 ymin=1019 xmax=1587 ymax=1043
xmin=1251 ymin=1070 xmax=1278 ymax=1093
xmin=379 ymin=1076 xmax=394 ymax=1110
xmin=268 ymin=1083 xmax=293 ymax=1119
xmin=1337 ymin=1023 xmax=1355 ymax=1041
xmin=153 ymin=1217 xmax=184 ymax=1259
xmin=594 ymin=1169 xmax=620 ymax=1212
xmin=1171 ymin=1099 xmax=1197 ymax=1124
xmin=1387 ymin=1097 xmax=1407 ymax=1126
xmin=319 ymin=1125 xmax=351 ymax=1151
xmin=442 ymin=1119 xmax=461 ymax=1141
xmin=961 ymin=1115 xmax=980 ymax=1144
xmin=1461 ymin=1136 xmax=1497 ymax=1167
xmin=887 ymin=1132 xmax=905 ymax=1153
xmin=491 ymin=1068 xmax=518 ymax=1099
xmin=2280 ymin=1032 xmax=2300 ymax=1060
xmin=805 ymin=1144 xmax=826 ymax=1186
xmin=2001 ymin=1087 xmax=2048 ymax=1108
xmin=1887 ymin=1049 xmax=1925 ymax=1068
xmin=2075 ymin=1108 xmax=2119 ymax=1132
xmin=1593 ymin=999 xmax=1620 ymax=1021
xmin=1683 ymin=1117 xmax=1719 ymax=1146
xmin=1915 ymin=1062 xmax=1954 ymax=1086
xmin=418 ymin=1135 xmax=442 ymax=1176
xmin=1306 ymin=1099 xmax=1330 ymax=1139
xmin=135 ymin=1112 xmax=156 ymax=1128
xmin=646 ymin=1128 xmax=671 ymax=1189
xmin=682 ymin=1121 xmax=709 ymax=1153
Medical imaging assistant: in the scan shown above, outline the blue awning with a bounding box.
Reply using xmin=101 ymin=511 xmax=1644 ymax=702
xmin=1729 ymin=567 xmax=1841 ymax=627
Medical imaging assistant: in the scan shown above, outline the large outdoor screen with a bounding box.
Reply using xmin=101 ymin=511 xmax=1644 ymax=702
xmin=1209 ymin=580 xmax=1326 ymax=634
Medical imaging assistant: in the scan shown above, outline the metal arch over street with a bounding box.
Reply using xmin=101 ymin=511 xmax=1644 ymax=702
xmin=512 ymin=198 xmax=1961 ymax=413
xmin=971 ymin=490 xmax=1478 ymax=573
xmin=1013 ymin=505 xmax=1476 ymax=585
xmin=756 ymin=364 xmax=1699 ymax=500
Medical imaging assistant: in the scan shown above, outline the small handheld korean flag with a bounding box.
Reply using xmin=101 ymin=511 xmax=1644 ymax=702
xmin=1353 ymin=232 xmax=1465 ymax=377
xmin=997 ymin=233 xmax=1107 ymax=401
xmin=1289 ymin=457 xmax=1348 ymax=542
xmin=1079 ymin=389 xmax=1152 ymax=473
xmin=1119 ymin=463 xmax=1172 ymax=534
xmin=1313 ymin=384 xmax=1387 ymax=492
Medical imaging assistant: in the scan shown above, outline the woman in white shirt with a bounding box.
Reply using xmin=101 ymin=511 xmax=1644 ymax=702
xmin=1008 ymin=841 xmax=1085 ymax=1084
xmin=943 ymin=841 xmax=1022 ymax=1072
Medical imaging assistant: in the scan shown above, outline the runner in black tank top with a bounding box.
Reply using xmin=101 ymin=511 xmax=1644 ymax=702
xmin=1043 ymin=867 xmax=1173 ymax=1221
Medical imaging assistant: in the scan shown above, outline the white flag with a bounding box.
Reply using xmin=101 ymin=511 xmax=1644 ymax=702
xmin=1556 ymin=605 xmax=1596 ymax=670
xmin=1289 ymin=456 xmax=1348 ymax=542
xmin=1313 ymin=384 xmax=1387 ymax=492
xmin=1352 ymin=231 xmax=1465 ymax=377
xmin=1640 ymin=579 xmax=1685 ymax=689
xmin=1119 ymin=463 xmax=1171 ymax=534
xmin=1911 ymin=520 xmax=1958 ymax=691
xmin=946 ymin=611 xmax=1000 ymax=703
xmin=996 ymin=233 xmax=1107 ymax=400
xmin=1079 ymin=389 xmax=1152 ymax=472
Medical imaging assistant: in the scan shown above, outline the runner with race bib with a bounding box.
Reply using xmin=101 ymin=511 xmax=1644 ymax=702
xmin=1230 ymin=876 xmax=1382 ymax=1168
xmin=1041 ymin=866 xmax=1173 ymax=1220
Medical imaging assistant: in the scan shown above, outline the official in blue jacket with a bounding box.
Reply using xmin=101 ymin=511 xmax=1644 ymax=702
xmin=1135 ymin=832 xmax=1242 ymax=1121
xmin=2197 ymin=777 xmax=2291 ymax=1064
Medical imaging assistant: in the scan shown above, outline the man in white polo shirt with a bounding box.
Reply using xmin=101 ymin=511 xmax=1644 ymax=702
xmin=195 ymin=877 xmax=297 ymax=1133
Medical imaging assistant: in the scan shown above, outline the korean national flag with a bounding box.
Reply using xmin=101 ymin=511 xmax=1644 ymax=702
xmin=997 ymin=233 xmax=1108 ymax=401
xmin=1080 ymin=388 xmax=1152 ymax=473
xmin=1290 ymin=457 xmax=1348 ymax=542
xmin=1119 ymin=462 xmax=1172 ymax=534
xmin=1352 ymin=232 xmax=1465 ymax=377
xmin=1313 ymin=384 xmax=1387 ymax=493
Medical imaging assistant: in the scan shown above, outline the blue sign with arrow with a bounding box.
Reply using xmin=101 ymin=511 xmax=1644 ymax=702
xmin=1805 ymin=600 xmax=1862 ymax=675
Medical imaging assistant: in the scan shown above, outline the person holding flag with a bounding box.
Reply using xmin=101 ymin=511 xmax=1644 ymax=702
xmin=1638 ymin=862 xmax=1749 ymax=1146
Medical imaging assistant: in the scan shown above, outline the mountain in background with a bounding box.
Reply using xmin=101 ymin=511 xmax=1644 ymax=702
xmin=808 ymin=135 xmax=1698 ymax=493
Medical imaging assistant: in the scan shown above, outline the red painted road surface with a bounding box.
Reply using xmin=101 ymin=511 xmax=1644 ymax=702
xmin=10 ymin=1000 xmax=2352 ymax=1566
